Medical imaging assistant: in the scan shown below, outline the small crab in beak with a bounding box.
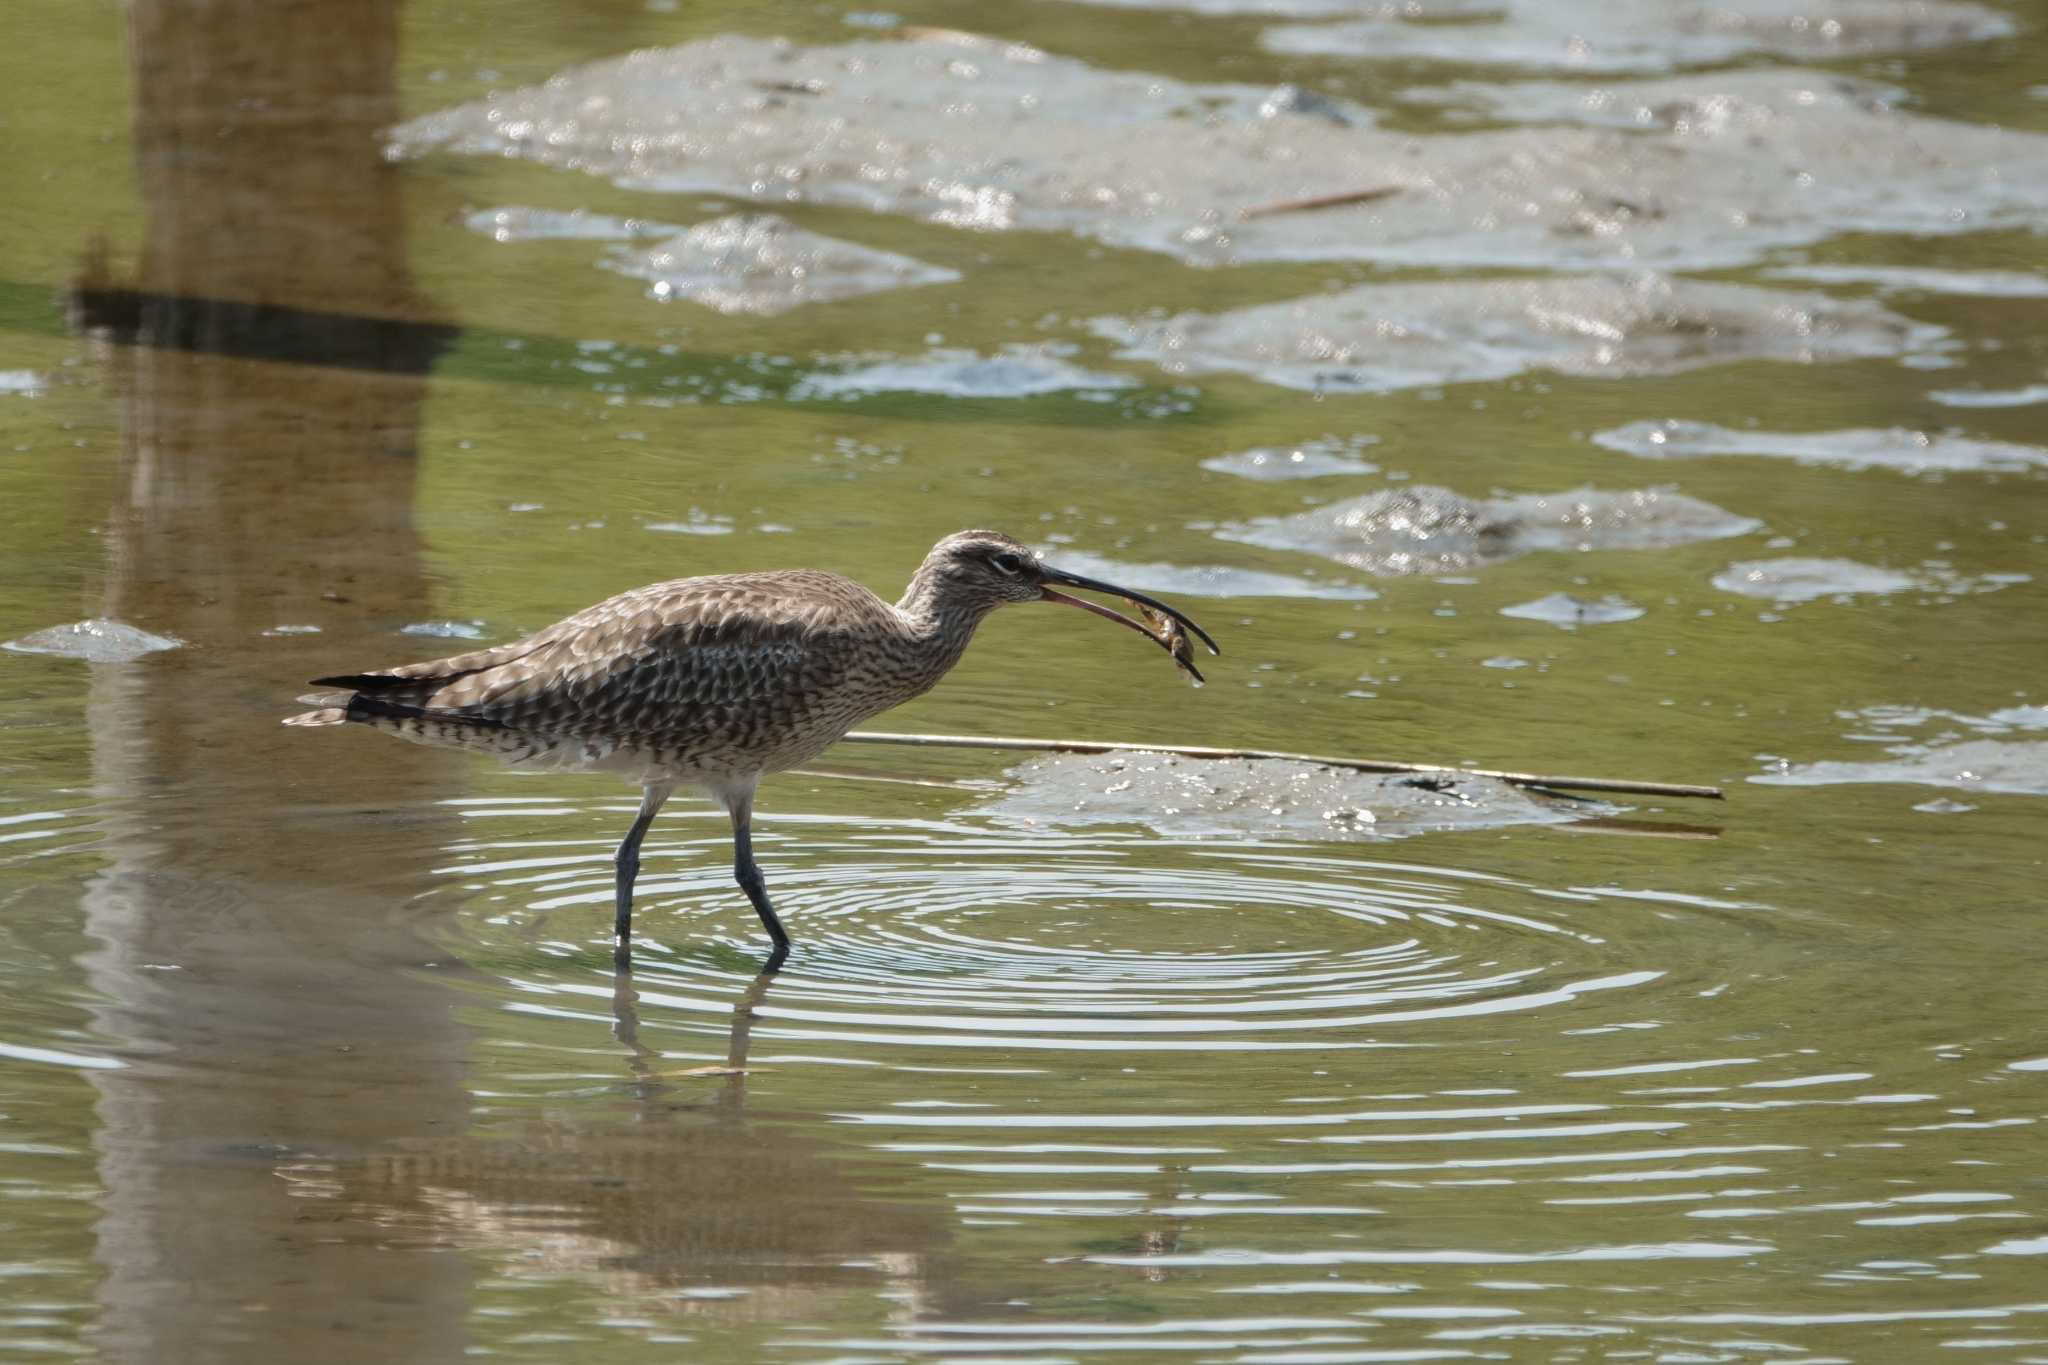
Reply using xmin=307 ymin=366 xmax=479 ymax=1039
xmin=1036 ymin=562 xmax=1221 ymax=685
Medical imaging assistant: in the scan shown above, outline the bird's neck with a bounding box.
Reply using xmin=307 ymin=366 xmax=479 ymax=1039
xmin=892 ymin=571 xmax=988 ymax=683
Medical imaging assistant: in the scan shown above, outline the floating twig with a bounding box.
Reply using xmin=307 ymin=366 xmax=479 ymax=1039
xmin=660 ymin=1065 xmax=750 ymax=1078
xmin=750 ymin=78 xmax=827 ymax=97
xmin=1238 ymin=186 xmax=1401 ymax=221
xmin=1564 ymin=817 xmax=1723 ymax=841
xmin=841 ymin=731 xmax=1724 ymax=801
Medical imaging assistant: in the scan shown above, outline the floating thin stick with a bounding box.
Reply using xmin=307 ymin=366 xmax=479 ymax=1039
xmin=750 ymin=78 xmax=827 ymax=96
xmin=1565 ymin=817 xmax=1723 ymax=841
xmin=1238 ymin=186 xmax=1400 ymax=220
xmin=842 ymin=731 xmax=1724 ymax=801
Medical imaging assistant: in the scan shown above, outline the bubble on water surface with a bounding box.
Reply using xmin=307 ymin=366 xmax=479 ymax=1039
xmin=1499 ymin=594 xmax=1645 ymax=628
xmin=1594 ymin=420 xmax=2048 ymax=475
xmin=464 ymin=205 xmax=681 ymax=242
xmin=1095 ymin=276 xmax=1945 ymax=394
xmin=1710 ymin=557 xmax=2024 ymax=604
xmin=401 ymin=620 xmax=490 ymax=640
xmin=1203 ymin=435 xmax=1380 ymax=481
xmin=1 ymin=369 xmax=47 ymax=397
xmin=1711 ymin=558 xmax=1921 ymax=603
xmin=3 ymin=619 xmax=183 ymax=663
xmin=1221 ymin=484 xmax=1760 ymax=576
xmin=646 ymin=512 xmax=735 ymax=536
xmin=602 ymin=213 xmax=960 ymax=315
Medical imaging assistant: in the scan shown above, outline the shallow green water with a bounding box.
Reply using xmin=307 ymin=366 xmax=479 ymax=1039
xmin=2 ymin=2 xmax=2045 ymax=1362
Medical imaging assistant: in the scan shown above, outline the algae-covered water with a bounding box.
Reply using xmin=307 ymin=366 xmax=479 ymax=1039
xmin=2 ymin=1 xmax=2045 ymax=1361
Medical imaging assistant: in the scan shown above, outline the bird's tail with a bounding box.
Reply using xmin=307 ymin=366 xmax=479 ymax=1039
xmin=283 ymin=706 xmax=348 ymax=727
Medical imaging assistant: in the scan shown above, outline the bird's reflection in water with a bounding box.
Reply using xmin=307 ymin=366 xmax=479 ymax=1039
xmin=610 ymin=964 xmax=770 ymax=1115
xmin=288 ymin=968 xmax=948 ymax=1322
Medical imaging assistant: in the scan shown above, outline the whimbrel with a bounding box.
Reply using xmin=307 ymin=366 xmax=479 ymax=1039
xmin=287 ymin=531 xmax=1217 ymax=969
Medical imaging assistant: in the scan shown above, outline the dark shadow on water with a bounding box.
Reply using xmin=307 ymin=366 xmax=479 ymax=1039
xmin=69 ymin=277 xmax=460 ymax=376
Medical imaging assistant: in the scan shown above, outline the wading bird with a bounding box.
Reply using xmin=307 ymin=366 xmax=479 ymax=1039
xmin=287 ymin=531 xmax=1217 ymax=970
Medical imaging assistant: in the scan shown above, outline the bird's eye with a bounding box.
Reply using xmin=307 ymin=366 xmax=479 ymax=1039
xmin=989 ymin=552 xmax=1024 ymax=576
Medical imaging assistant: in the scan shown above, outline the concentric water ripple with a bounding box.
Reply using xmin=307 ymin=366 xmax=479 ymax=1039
xmin=439 ymin=797 xmax=1669 ymax=1054
xmin=416 ymin=792 xmax=2047 ymax=1363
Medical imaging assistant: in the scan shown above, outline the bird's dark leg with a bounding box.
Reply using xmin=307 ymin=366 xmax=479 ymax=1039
xmin=727 ymin=790 xmax=790 ymax=970
xmin=613 ymin=781 xmax=673 ymax=969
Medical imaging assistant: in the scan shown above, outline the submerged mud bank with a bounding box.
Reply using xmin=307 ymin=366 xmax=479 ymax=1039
xmin=1095 ymin=275 xmax=1945 ymax=393
xmin=1048 ymin=0 xmax=2006 ymax=51
xmin=1755 ymin=705 xmax=2048 ymax=797
xmin=1248 ymin=0 xmax=2013 ymax=73
xmin=982 ymin=750 xmax=1612 ymax=840
xmin=1710 ymin=557 xmax=2028 ymax=603
xmin=1221 ymin=483 xmax=1761 ymax=575
xmin=1595 ymin=420 xmax=2048 ymax=475
xmin=390 ymin=37 xmax=2048 ymax=273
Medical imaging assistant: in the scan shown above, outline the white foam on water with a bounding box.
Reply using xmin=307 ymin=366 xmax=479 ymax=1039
xmin=3 ymin=619 xmax=184 ymax=663
xmin=401 ymin=620 xmax=490 ymax=639
xmin=1595 ymin=420 xmax=2048 ymax=475
xmin=1710 ymin=558 xmax=1923 ymax=603
xmin=1499 ymin=594 xmax=1646 ymax=628
xmin=1097 ymin=276 xmax=1946 ymax=394
xmin=1763 ymin=264 xmax=2048 ymax=298
xmin=1204 ymin=435 xmax=1381 ymax=481
xmin=1265 ymin=0 xmax=2012 ymax=72
xmin=794 ymin=346 xmax=1136 ymax=400
xmin=1929 ymin=384 xmax=2048 ymax=409
xmin=464 ymin=205 xmax=681 ymax=242
xmin=1223 ymin=484 xmax=1760 ymax=576
xmin=391 ymin=40 xmax=2048 ymax=272
xmin=602 ymin=213 xmax=959 ymax=314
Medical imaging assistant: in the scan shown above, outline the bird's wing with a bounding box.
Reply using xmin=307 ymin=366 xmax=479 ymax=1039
xmin=311 ymin=633 xmax=554 ymax=693
xmin=325 ymin=574 xmax=867 ymax=735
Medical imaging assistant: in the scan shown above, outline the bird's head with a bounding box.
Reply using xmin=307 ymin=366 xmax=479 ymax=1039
xmin=909 ymin=529 xmax=1220 ymax=678
xmin=918 ymin=530 xmax=1056 ymax=609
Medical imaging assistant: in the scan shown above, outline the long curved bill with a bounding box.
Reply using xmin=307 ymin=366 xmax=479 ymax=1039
xmin=1038 ymin=563 xmax=1221 ymax=684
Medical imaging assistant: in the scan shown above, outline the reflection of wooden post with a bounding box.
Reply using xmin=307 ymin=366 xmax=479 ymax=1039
xmin=81 ymin=4 xmax=469 ymax=1362
xmin=127 ymin=0 xmax=410 ymax=318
